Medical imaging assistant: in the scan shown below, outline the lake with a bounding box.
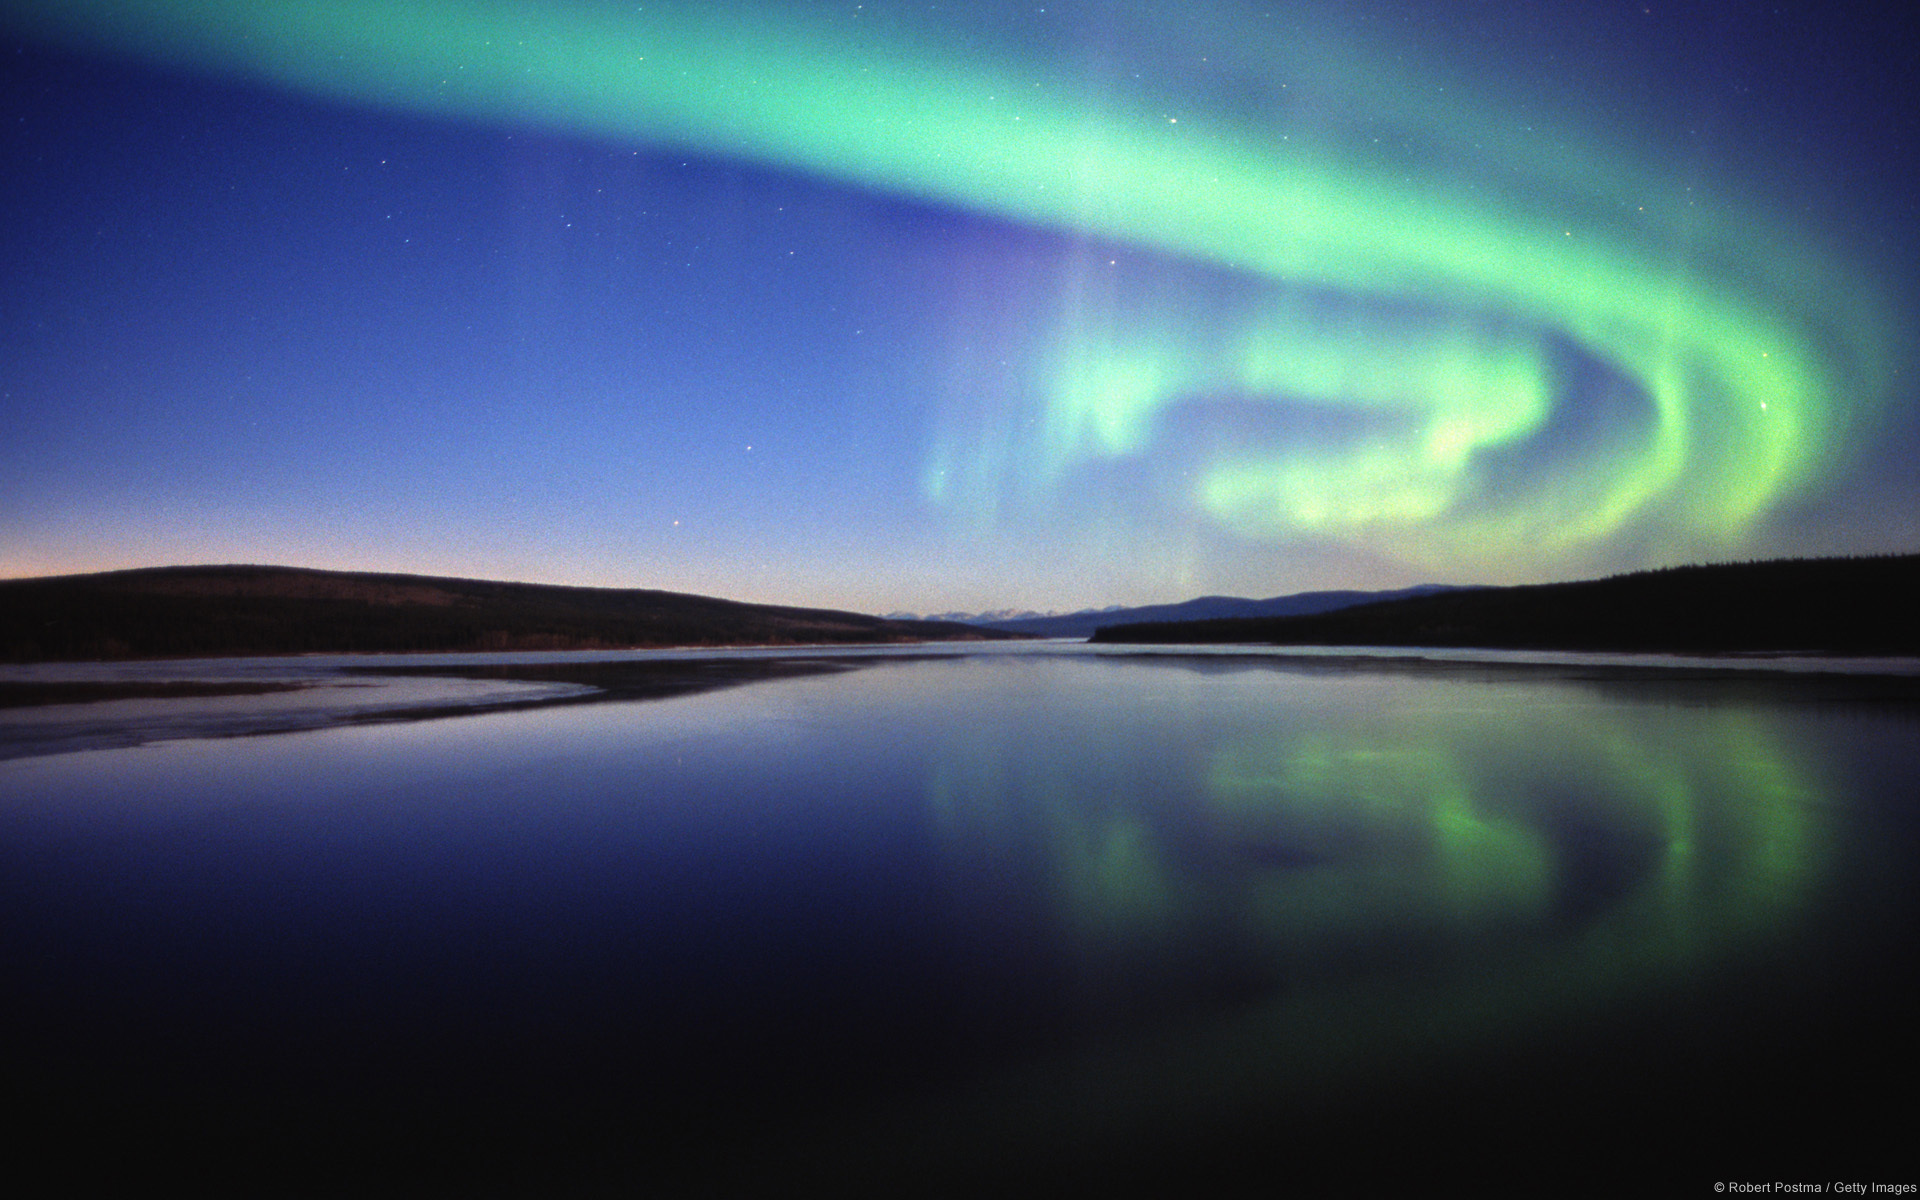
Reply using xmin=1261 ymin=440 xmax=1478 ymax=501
xmin=3 ymin=645 xmax=1916 ymax=1192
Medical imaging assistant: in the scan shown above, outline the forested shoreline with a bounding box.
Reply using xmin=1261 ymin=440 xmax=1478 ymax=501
xmin=1092 ymin=554 xmax=1920 ymax=655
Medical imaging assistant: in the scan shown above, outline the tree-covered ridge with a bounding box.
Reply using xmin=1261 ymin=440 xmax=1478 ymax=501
xmin=1091 ymin=554 xmax=1920 ymax=655
xmin=0 ymin=565 xmax=1015 ymax=662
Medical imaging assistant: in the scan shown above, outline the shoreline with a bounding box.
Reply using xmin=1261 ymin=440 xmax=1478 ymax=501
xmin=5 ymin=644 xmax=1919 ymax=763
xmin=0 ymin=680 xmax=314 ymax=709
xmin=0 ymin=654 xmax=862 ymax=762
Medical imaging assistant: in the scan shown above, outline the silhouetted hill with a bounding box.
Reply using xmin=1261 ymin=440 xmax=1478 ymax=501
xmin=1091 ymin=555 xmax=1920 ymax=655
xmin=0 ymin=565 xmax=1019 ymax=662
xmin=974 ymin=584 xmax=1462 ymax=639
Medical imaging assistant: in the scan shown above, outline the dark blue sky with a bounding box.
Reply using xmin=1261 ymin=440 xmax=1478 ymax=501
xmin=4 ymin=1 xmax=1915 ymax=613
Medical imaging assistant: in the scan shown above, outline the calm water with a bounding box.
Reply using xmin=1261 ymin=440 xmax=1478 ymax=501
xmin=3 ymin=648 xmax=1916 ymax=1191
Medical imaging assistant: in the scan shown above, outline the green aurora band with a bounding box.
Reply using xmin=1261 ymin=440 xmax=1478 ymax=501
xmin=10 ymin=0 xmax=1896 ymax=575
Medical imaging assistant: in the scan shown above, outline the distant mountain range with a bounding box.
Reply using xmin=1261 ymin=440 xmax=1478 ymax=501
xmin=891 ymin=584 xmax=1464 ymax=640
xmin=1091 ymin=554 xmax=1920 ymax=656
xmin=0 ymin=565 xmax=1019 ymax=662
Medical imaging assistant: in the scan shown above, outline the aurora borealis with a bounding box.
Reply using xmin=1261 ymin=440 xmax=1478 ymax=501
xmin=3 ymin=1 xmax=1914 ymax=609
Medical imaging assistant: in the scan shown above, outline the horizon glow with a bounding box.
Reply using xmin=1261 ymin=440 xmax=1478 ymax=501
xmin=5 ymin=0 xmax=1900 ymax=590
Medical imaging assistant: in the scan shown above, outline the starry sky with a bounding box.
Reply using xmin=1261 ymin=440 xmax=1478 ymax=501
xmin=4 ymin=1 xmax=1916 ymax=615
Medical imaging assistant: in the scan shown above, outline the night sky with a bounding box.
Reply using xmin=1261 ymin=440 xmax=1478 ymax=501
xmin=4 ymin=1 xmax=1916 ymax=615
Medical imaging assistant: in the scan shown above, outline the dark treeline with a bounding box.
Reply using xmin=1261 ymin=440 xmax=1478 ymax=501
xmin=1092 ymin=554 xmax=1920 ymax=655
xmin=0 ymin=565 xmax=1013 ymax=662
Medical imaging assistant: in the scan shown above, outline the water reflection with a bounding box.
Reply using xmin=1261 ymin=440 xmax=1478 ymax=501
xmin=914 ymin=659 xmax=1853 ymax=1167
xmin=1206 ymin=703 xmax=1824 ymax=982
xmin=2 ymin=650 xmax=1911 ymax=1188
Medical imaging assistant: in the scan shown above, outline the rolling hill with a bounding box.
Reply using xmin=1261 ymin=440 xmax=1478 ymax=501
xmin=0 ymin=565 xmax=1018 ymax=662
